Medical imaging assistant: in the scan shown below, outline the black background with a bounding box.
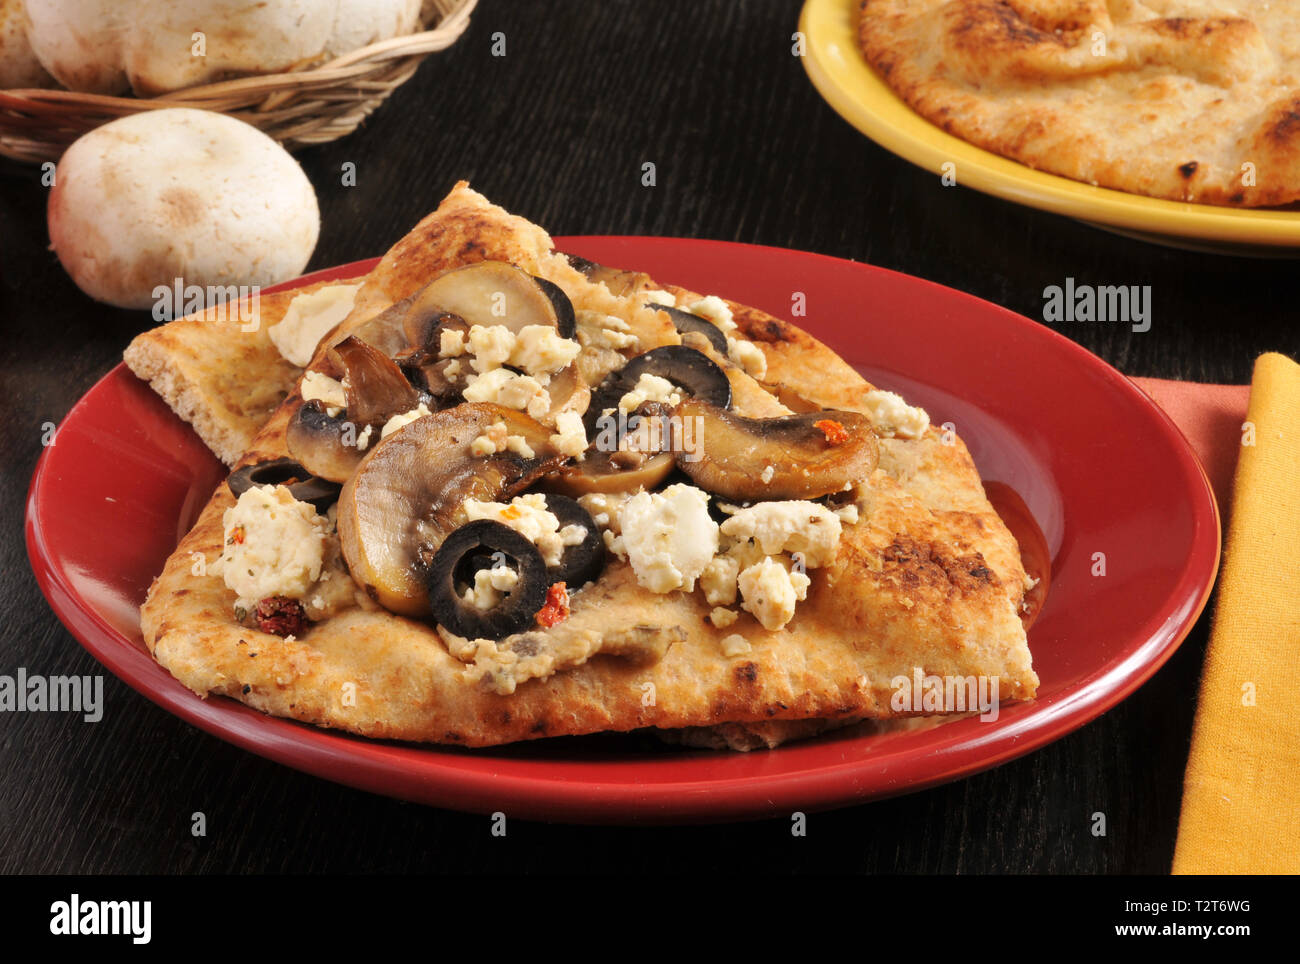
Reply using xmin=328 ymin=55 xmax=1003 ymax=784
xmin=2 ymin=0 xmax=1296 ymax=874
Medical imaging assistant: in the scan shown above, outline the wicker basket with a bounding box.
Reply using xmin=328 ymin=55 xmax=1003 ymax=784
xmin=0 ymin=0 xmax=477 ymax=164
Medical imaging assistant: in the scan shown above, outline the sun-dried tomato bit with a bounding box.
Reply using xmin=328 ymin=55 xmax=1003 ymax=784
xmin=501 ymin=505 xmax=522 ymax=521
xmin=536 ymin=583 xmax=570 ymax=628
xmin=226 ymin=525 xmax=246 ymax=546
xmin=814 ymin=419 xmax=849 ymax=445
xmin=254 ymin=595 xmax=308 ymax=637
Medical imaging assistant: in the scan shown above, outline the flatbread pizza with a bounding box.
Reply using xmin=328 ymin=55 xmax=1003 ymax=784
xmin=859 ymin=0 xmax=1300 ymax=206
xmin=129 ymin=182 xmax=1039 ymax=750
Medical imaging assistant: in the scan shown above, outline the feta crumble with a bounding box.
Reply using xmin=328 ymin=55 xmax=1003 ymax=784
xmin=617 ymin=483 xmax=719 ymax=594
xmin=736 ymin=556 xmax=810 ymax=631
xmin=684 ymin=295 xmax=737 ymax=334
xmin=268 ymin=283 xmax=361 ymax=367
xmin=719 ymin=634 xmax=752 ymax=657
xmin=617 ymin=372 xmax=682 ymax=414
xmin=719 ymin=501 xmax=842 ymax=568
xmin=550 ymin=410 xmax=589 ymax=458
xmin=726 ymin=336 xmax=766 ymax=379
xmin=863 ymin=389 xmax=930 ymax=439
xmin=215 ymin=485 xmax=328 ymax=612
xmin=380 ymin=403 xmax=432 ymax=440
xmin=464 ymin=494 xmax=586 ymax=567
xmin=300 ymin=370 xmax=347 ymax=417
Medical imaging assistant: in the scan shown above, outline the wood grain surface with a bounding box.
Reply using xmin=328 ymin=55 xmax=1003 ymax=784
xmin=2 ymin=0 xmax=1295 ymax=874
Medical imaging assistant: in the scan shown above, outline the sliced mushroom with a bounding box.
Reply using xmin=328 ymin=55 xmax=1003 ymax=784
xmin=540 ymin=494 xmax=605 ymax=589
xmin=329 ymin=336 xmax=419 ymax=426
xmin=425 ymin=520 xmax=549 ymax=640
xmin=337 ymin=403 xmax=565 ymax=617
xmin=227 ymin=458 xmax=340 ymax=512
xmin=584 ymin=345 xmax=732 ymax=436
xmin=540 ymin=362 xmax=591 ymax=422
xmin=396 ymin=349 xmax=466 ymax=403
xmin=562 ymin=253 xmax=651 ymax=298
xmin=546 ymin=450 xmax=676 ymax=497
xmin=286 ymin=337 xmax=423 ymax=484
xmin=419 ymin=262 xmax=576 ymax=338
xmin=657 ymin=305 xmax=727 ymax=354
xmin=340 ymin=278 xmax=470 ymax=355
xmin=286 ymin=401 xmax=368 ymax=484
xmin=663 ymin=397 xmax=880 ymax=501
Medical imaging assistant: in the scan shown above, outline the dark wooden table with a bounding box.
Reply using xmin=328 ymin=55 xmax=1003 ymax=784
xmin=2 ymin=0 xmax=1295 ymax=875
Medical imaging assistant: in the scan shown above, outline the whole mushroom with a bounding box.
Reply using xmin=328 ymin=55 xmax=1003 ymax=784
xmin=48 ymin=109 xmax=319 ymax=310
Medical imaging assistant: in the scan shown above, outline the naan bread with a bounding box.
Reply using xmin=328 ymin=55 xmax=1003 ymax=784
xmin=136 ymin=184 xmax=1037 ymax=748
xmin=123 ymin=279 xmax=361 ymax=466
xmin=859 ymin=0 xmax=1300 ymax=206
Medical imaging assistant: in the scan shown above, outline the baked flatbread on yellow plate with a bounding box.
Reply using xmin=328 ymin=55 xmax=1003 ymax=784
xmin=129 ymin=182 xmax=1038 ymax=750
xmin=859 ymin=0 xmax=1300 ymax=206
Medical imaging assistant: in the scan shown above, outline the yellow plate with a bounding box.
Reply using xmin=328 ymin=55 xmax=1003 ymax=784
xmin=799 ymin=0 xmax=1300 ymax=253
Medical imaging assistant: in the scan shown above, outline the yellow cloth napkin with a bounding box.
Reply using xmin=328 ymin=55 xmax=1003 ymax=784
xmin=1173 ymin=352 xmax=1300 ymax=875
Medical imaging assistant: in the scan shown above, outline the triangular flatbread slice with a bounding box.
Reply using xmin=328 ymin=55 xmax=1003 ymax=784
xmin=124 ymin=278 xmax=364 ymax=466
xmin=135 ymin=183 xmax=1037 ymax=748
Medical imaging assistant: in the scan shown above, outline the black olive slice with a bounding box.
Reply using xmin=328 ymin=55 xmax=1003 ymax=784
xmin=541 ymin=494 xmax=605 ymax=590
xmin=533 ymin=277 xmax=577 ymax=339
xmin=227 ymin=458 xmax=341 ymax=512
xmin=656 ymin=304 xmax=728 ymax=354
xmin=426 ymin=520 xmax=549 ymax=641
xmin=584 ymin=345 xmax=732 ymax=436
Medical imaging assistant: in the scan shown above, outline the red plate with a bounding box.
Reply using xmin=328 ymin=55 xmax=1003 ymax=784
xmin=25 ymin=238 xmax=1220 ymax=824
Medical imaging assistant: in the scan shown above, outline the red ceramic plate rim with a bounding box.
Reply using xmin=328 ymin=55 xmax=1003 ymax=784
xmin=25 ymin=238 xmax=1221 ymax=824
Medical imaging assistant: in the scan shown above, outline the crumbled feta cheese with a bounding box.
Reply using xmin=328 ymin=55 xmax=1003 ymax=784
xmin=684 ymin=295 xmax=737 ymax=334
xmin=576 ymin=310 xmax=640 ymax=351
xmin=355 ymin=424 xmax=373 ymax=451
xmin=300 ymin=370 xmax=347 ymax=417
xmin=603 ymin=530 xmax=626 ymax=559
xmin=215 ymin=485 xmax=328 ymax=612
xmin=578 ymin=491 xmax=630 ymax=535
xmin=643 ymin=289 xmax=676 ymax=306
xmin=461 ymin=565 xmax=520 ymax=610
xmin=617 ymin=372 xmax=682 ymax=414
xmin=439 ymin=328 xmax=467 ymax=357
xmin=506 ymin=435 xmax=535 ymax=458
xmin=736 ymin=556 xmax=810 ymax=631
xmin=268 ymin=283 xmax=361 ymax=367
xmin=617 ymin=484 xmax=719 ymax=594
xmin=834 ymin=503 xmax=860 ymax=525
xmin=467 ymin=422 xmax=543 ymax=461
xmin=710 ymin=606 xmax=739 ymax=629
xmin=719 ymin=634 xmax=752 ymax=657
xmin=700 ymin=553 xmax=740 ymax=606
xmin=380 ymin=403 xmax=432 ymax=439
xmin=864 ymin=389 xmax=930 ymax=439
xmin=727 ymin=336 xmax=767 ymax=379
xmin=760 ymin=464 xmax=775 ymax=484
xmin=511 ymin=325 xmax=581 ymax=378
xmin=444 ymin=359 xmax=462 ymax=378
xmin=464 ymin=493 xmax=584 ymax=567
xmin=549 ymin=410 xmax=589 ymax=458
xmin=719 ymin=501 xmax=842 ymax=568
xmin=470 ymin=420 xmax=508 ymax=456
xmin=467 ymin=324 xmax=516 ymax=374
xmin=462 ymin=368 xmax=551 ymax=420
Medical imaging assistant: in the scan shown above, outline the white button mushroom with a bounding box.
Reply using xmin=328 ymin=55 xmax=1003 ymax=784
xmin=47 ymin=108 xmax=320 ymax=310
xmin=0 ymin=0 xmax=54 ymax=88
xmin=23 ymin=0 xmax=128 ymax=94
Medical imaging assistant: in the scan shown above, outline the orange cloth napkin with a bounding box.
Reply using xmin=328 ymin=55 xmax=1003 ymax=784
xmin=1131 ymin=376 xmax=1250 ymax=520
xmin=1166 ymin=353 xmax=1300 ymax=874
